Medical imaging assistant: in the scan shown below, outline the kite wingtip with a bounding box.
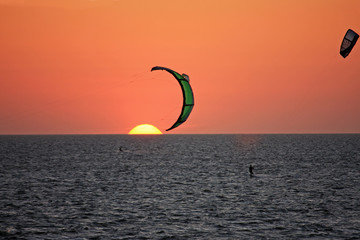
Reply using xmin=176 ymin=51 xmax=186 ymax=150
xmin=182 ymin=73 xmax=190 ymax=81
xmin=151 ymin=66 xmax=163 ymax=72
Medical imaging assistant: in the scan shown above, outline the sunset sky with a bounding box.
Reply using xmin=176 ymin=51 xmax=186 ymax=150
xmin=1 ymin=0 xmax=359 ymax=134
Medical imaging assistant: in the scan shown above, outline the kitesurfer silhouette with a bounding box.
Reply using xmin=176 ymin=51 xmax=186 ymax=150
xmin=249 ymin=165 xmax=254 ymax=175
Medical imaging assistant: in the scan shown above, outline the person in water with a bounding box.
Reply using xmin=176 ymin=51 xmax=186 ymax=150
xmin=249 ymin=164 xmax=254 ymax=175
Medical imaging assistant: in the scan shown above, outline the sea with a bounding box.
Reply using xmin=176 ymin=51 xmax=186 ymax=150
xmin=1 ymin=134 xmax=359 ymax=239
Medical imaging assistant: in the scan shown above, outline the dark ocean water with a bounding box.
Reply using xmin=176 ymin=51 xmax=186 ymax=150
xmin=1 ymin=134 xmax=360 ymax=239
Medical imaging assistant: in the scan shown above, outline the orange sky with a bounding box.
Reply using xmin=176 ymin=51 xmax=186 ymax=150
xmin=1 ymin=0 xmax=359 ymax=134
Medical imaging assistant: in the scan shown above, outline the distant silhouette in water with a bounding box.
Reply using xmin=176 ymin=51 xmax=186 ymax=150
xmin=249 ymin=165 xmax=254 ymax=175
xmin=119 ymin=147 xmax=123 ymax=152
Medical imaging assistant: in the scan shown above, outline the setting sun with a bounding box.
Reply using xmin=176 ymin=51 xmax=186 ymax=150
xmin=128 ymin=124 xmax=163 ymax=135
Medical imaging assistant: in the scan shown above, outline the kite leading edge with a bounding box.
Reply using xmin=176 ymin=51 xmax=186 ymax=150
xmin=151 ymin=66 xmax=194 ymax=131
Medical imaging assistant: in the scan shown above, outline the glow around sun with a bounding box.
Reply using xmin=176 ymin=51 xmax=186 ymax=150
xmin=128 ymin=124 xmax=163 ymax=135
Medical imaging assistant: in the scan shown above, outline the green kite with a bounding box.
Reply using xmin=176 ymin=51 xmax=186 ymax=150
xmin=151 ymin=66 xmax=194 ymax=131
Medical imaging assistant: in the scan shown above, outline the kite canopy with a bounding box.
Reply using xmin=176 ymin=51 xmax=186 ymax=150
xmin=340 ymin=29 xmax=359 ymax=58
xmin=151 ymin=66 xmax=194 ymax=131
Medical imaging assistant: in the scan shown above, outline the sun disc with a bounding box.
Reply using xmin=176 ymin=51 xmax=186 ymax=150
xmin=128 ymin=124 xmax=162 ymax=135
